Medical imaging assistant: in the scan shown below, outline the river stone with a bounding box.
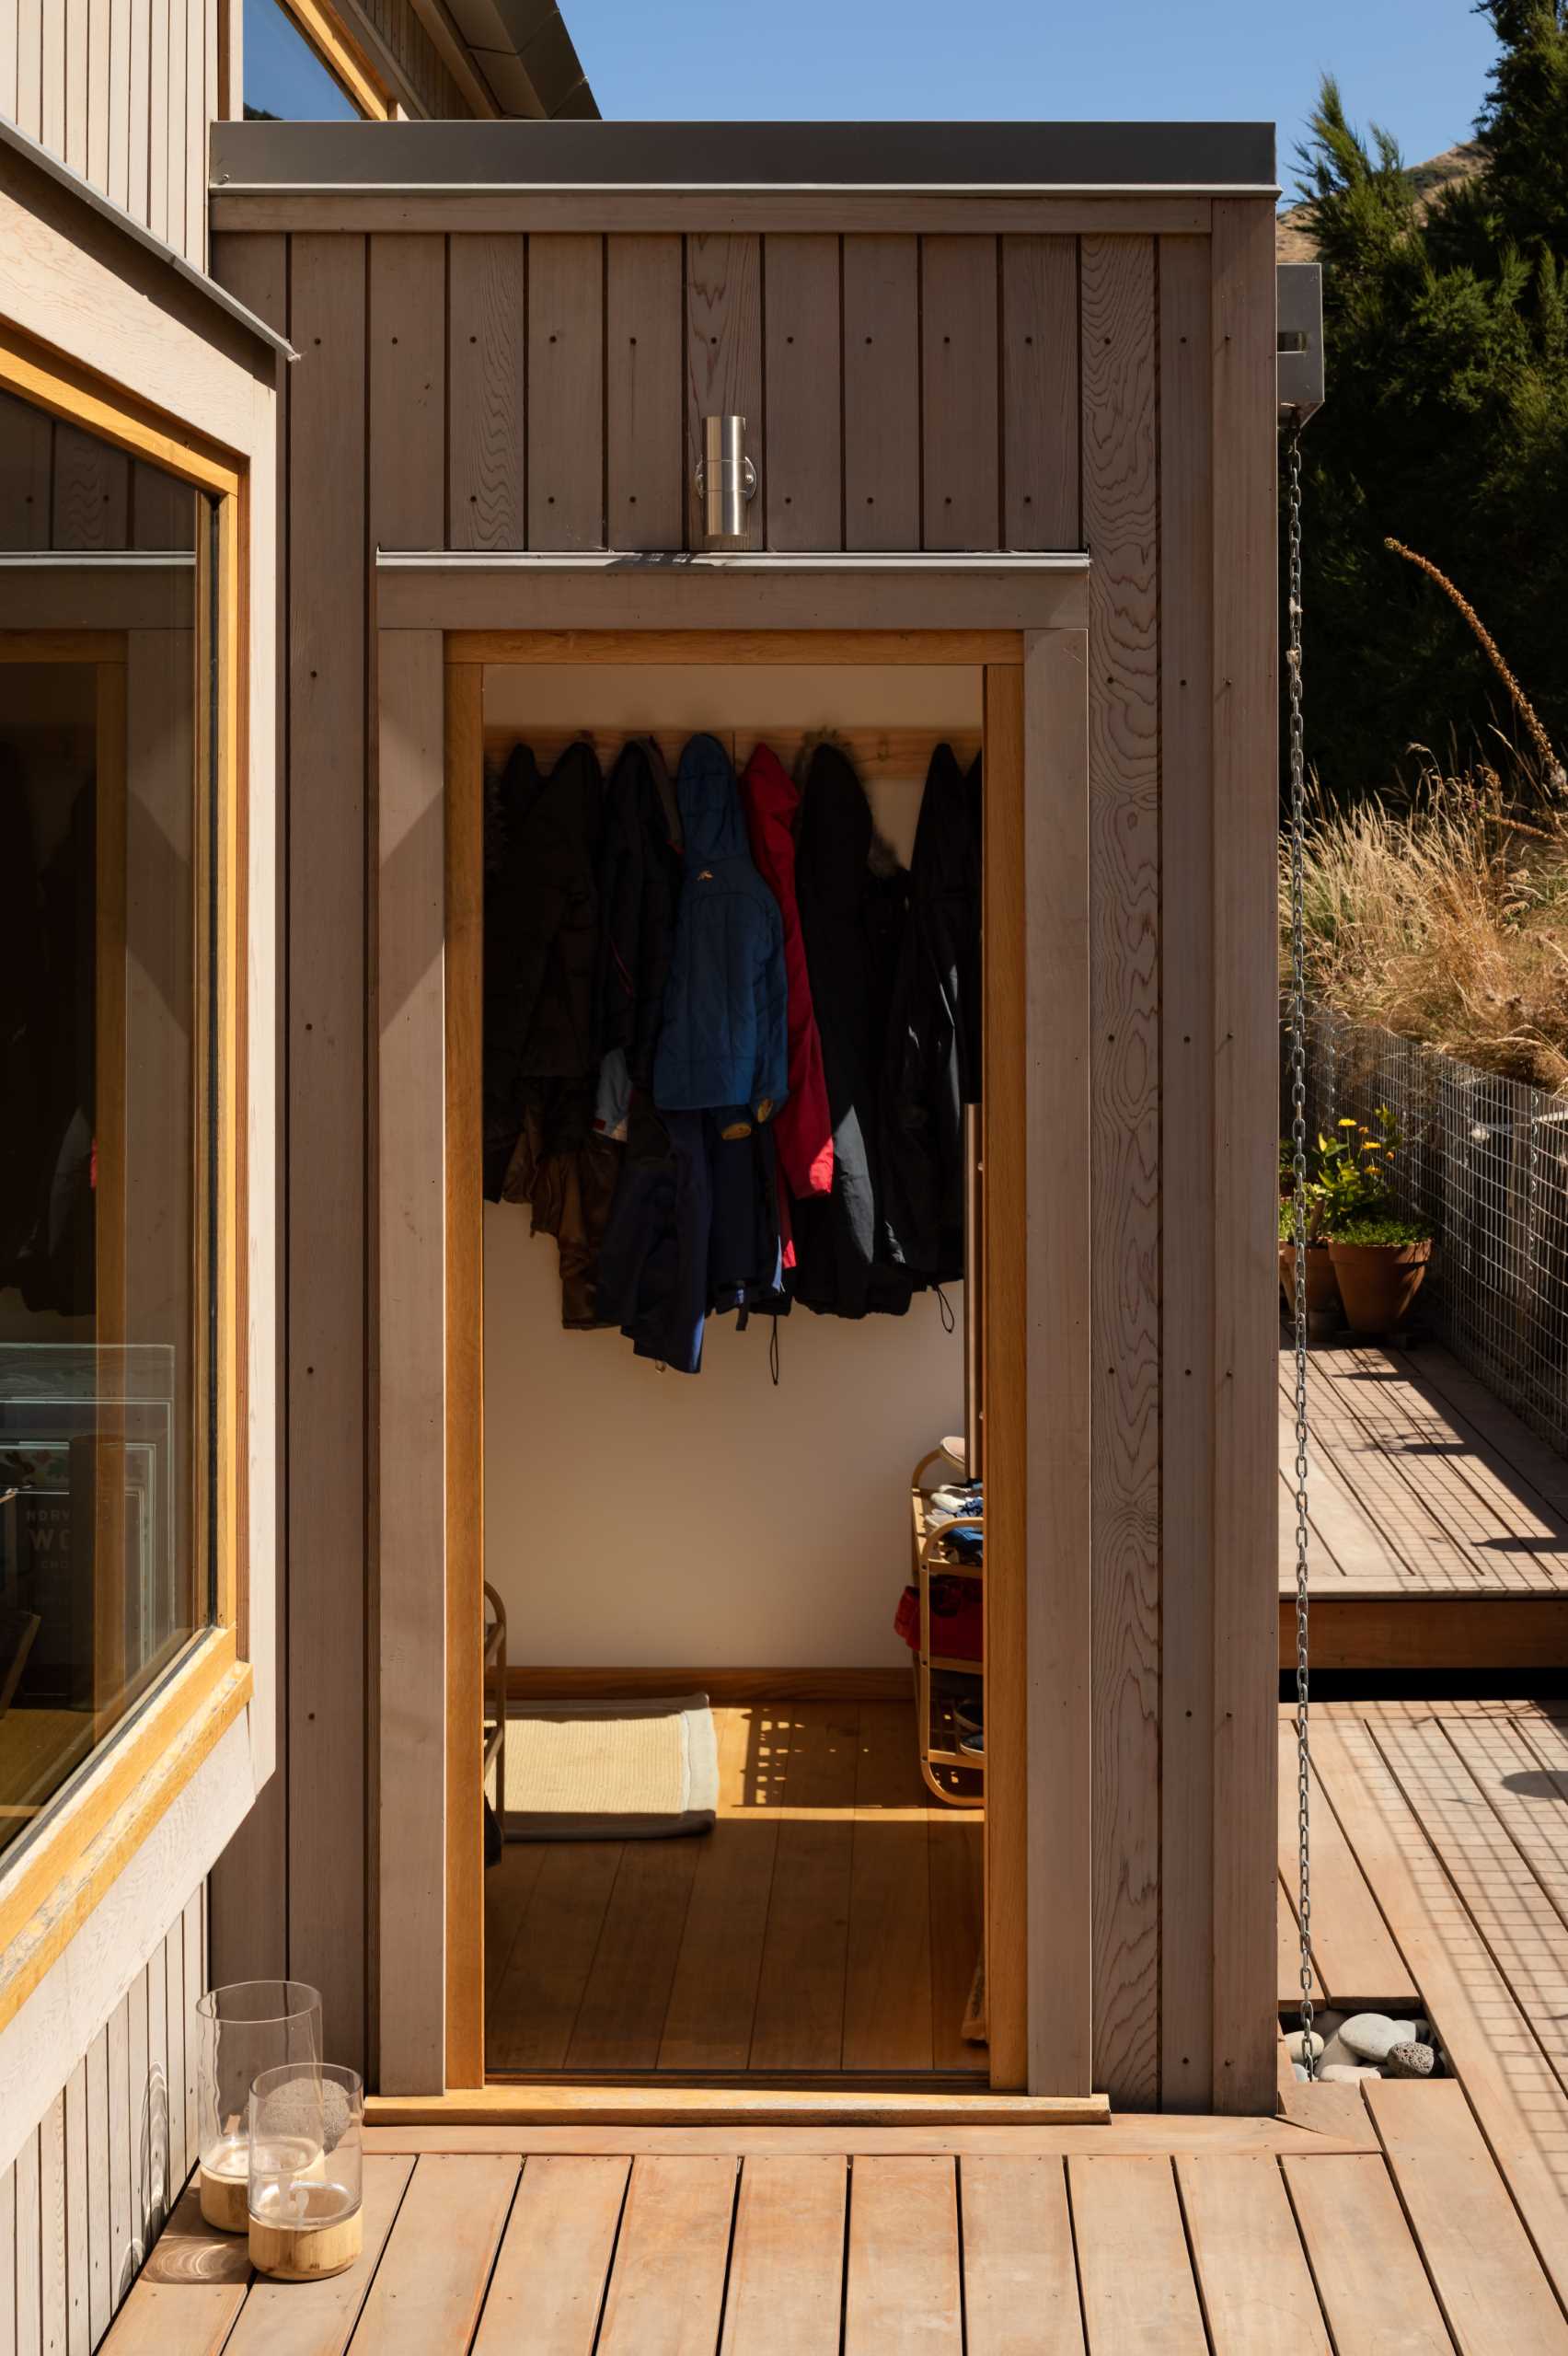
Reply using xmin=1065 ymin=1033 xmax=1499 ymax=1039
xmin=1312 ymin=2007 xmax=1345 ymax=2038
xmin=1293 ymin=2062 xmax=1310 ymax=2082
xmin=1284 ymin=2028 xmax=1325 ymax=2063
xmin=1318 ymin=2029 xmax=1362 ymax=2072
xmin=1339 ymin=2013 xmax=1418 ymax=2062
xmin=1320 ymin=2062 xmax=1382 ymax=2083
xmin=1384 ymin=2041 xmax=1435 ymax=2079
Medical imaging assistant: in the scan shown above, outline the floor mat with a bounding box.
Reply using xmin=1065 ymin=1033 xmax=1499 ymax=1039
xmin=496 ymin=1692 xmax=718 ymax=1841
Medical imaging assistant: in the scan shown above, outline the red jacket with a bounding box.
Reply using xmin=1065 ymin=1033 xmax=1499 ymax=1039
xmin=739 ymin=745 xmax=834 ymax=1199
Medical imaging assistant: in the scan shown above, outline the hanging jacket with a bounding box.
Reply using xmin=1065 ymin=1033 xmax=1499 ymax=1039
xmin=594 ymin=738 xmax=683 ymax=1092
xmin=652 ymin=734 xmax=789 ymax=1131
xmin=708 ymin=1120 xmax=790 ymax=1324
xmin=880 ymin=744 xmax=983 ymax=1285
xmin=595 ymin=1097 xmax=709 ymax=1375
xmin=790 ymin=744 xmax=914 ymax=1320
xmin=483 ymin=739 xmax=604 ymax=1199
xmin=501 ymin=1081 xmax=620 ymax=1329
xmin=739 ymin=744 xmax=833 ymax=1201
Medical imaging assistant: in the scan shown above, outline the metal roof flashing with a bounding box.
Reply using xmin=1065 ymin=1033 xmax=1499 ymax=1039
xmin=0 ymin=115 xmax=295 ymax=361
xmin=211 ymin=118 xmax=1276 ymax=197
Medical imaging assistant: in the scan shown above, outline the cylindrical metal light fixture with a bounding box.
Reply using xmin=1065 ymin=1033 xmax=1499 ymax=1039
xmin=698 ymin=414 xmax=756 ymax=539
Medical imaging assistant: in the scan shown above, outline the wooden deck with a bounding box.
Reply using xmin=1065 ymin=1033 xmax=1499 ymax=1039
xmin=1278 ymin=1340 xmax=1568 ymax=1668
xmin=103 ymin=1699 xmax=1568 ymax=2352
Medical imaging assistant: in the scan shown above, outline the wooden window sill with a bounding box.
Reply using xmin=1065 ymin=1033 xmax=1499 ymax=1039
xmin=0 ymin=1634 xmax=253 ymax=2034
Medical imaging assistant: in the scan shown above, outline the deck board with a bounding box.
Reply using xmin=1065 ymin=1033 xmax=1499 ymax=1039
xmin=1282 ymin=2152 xmax=1457 ymax=2356
xmin=110 ymin=1697 xmax=1568 ymax=2351
xmin=1175 ymin=2154 xmax=1331 ymax=2354
xmin=1273 ymin=1722 xmax=1417 ymax=2009
xmin=844 ymin=2156 xmax=963 ymax=2353
xmin=1278 ymin=1341 xmax=1568 ymax=1606
xmin=718 ymin=2154 xmax=847 ymax=2356
xmin=594 ymin=2156 xmax=738 ymax=2356
xmin=470 ymin=2156 xmax=628 ymax=2356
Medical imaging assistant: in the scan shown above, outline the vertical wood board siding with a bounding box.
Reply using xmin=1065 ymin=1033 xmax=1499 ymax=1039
xmin=7 ymin=0 xmax=216 ymax=265
xmin=1001 ymin=235 xmax=1079 ymax=550
xmin=283 ymin=232 xmax=369 ymax=2077
xmin=920 ymin=236 xmax=1000 ymax=550
xmin=448 ymin=235 xmax=526 ymax=551
xmin=1158 ymin=235 xmax=1218 ymax=2109
xmin=202 ymin=217 xmax=1277 ymax=2112
xmin=842 ymin=234 xmax=921 ymax=550
xmin=1209 ymin=197 xmax=1281 ymax=2116
xmin=762 ymin=234 xmax=843 ymax=550
xmin=2 ymin=1888 xmax=205 ymax=2355
xmin=1079 ymin=234 xmax=1161 ymax=2107
xmin=527 ymin=235 xmax=605 ymax=550
xmin=605 ymin=233 xmax=684 ymax=551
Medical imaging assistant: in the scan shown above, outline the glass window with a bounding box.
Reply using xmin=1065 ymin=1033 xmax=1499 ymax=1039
xmin=0 ymin=389 xmax=218 ymax=1866
xmin=244 ymin=0 xmax=363 ymax=121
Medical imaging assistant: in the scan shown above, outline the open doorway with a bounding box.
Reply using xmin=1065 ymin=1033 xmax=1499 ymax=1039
xmin=459 ymin=644 xmax=1002 ymax=2088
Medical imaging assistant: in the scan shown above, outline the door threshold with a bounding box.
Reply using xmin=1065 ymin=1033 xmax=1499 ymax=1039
xmin=366 ymin=2084 xmax=1111 ymax=2128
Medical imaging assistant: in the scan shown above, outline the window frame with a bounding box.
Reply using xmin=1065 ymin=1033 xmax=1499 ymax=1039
xmin=0 ymin=329 xmax=252 ymax=2035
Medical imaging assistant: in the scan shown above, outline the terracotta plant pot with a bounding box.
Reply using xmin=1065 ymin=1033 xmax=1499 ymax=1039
xmin=1325 ymin=1238 xmax=1432 ymax=1336
xmin=1279 ymin=1241 xmax=1339 ymax=1318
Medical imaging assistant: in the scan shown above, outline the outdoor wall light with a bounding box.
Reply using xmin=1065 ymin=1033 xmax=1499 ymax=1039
xmin=696 ymin=414 xmax=756 ymax=539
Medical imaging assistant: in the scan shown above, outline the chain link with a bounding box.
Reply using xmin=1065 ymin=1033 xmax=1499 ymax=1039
xmin=1285 ymin=413 xmax=1315 ymax=2076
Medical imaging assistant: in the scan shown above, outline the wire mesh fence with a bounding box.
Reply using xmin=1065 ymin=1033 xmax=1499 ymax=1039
xmin=1299 ymin=1004 xmax=1568 ymax=1456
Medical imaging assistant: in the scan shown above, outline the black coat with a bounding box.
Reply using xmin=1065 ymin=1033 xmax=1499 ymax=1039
xmin=790 ymin=744 xmax=914 ymax=1320
xmin=483 ymin=739 xmax=604 ymax=1198
xmin=594 ymin=738 xmax=682 ymax=1092
xmin=880 ymin=744 xmax=982 ymax=1285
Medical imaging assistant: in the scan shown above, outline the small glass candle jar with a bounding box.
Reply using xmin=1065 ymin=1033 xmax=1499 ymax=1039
xmin=248 ymin=2063 xmax=364 ymax=2281
xmin=194 ymin=1981 xmax=322 ymax=2232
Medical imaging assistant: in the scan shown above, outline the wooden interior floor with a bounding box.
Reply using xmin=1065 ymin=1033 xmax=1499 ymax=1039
xmin=484 ymin=1701 xmax=985 ymax=2079
xmin=1278 ymin=1338 xmax=1568 ymax=1667
xmin=103 ymin=1698 xmax=1568 ymax=2353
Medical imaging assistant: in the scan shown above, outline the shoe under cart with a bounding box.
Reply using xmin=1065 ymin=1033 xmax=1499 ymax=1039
xmin=909 ymin=1446 xmax=984 ymax=1808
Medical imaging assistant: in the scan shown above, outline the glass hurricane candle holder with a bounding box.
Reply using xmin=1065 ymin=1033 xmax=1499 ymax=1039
xmin=248 ymin=2063 xmax=364 ymax=2281
xmin=194 ymin=1981 xmax=322 ymax=2231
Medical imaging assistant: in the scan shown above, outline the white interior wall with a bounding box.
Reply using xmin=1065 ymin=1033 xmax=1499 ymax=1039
xmin=482 ymin=664 xmax=977 ymax=1668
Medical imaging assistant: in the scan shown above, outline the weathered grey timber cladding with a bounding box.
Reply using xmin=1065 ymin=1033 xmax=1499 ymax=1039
xmin=210 ymin=144 xmax=1279 ymax=2112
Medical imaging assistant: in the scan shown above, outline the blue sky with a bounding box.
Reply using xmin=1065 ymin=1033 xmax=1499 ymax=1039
xmin=568 ymin=0 xmax=1499 ymax=191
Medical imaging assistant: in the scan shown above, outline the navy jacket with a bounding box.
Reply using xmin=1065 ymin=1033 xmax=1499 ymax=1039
xmin=652 ymin=735 xmax=789 ymax=1127
xmin=880 ymin=743 xmax=982 ymax=1284
xmin=596 ymin=1100 xmax=709 ymax=1375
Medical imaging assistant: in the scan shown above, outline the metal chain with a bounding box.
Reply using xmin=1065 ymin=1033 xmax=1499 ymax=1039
xmin=1285 ymin=413 xmax=1315 ymax=2076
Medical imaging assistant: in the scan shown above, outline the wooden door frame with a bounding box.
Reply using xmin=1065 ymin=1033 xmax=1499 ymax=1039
xmin=373 ymin=561 xmax=1093 ymax=2103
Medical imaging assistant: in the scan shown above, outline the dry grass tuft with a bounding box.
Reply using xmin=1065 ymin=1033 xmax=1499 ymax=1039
xmin=1284 ymin=752 xmax=1568 ymax=1093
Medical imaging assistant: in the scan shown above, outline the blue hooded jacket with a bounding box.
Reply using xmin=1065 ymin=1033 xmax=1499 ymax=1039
xmin=652 ymin=734 xmax=789 ymax=1127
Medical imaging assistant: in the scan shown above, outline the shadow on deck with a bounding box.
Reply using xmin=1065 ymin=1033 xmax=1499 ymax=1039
xmin=1278 ymin=1338 xmax=1568 ymax=1671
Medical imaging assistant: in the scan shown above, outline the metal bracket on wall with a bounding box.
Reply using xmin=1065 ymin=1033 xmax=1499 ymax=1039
xmin=1277 ymin=261 xmax=1324 ymax=423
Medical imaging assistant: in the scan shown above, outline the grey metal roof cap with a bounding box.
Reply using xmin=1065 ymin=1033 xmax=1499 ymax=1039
xmin=211 ymin=118 xmax=1276 ymax=192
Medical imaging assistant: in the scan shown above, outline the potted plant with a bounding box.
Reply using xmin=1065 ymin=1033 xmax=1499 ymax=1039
xmin=1318 ymin=1110 xmax=1435 ymax=1335
xmin=1277 ymin=1168 xmax=1338 ymax=1317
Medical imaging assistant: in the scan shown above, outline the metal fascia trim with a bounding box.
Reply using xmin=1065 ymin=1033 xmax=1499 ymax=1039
xmin=0 ymin=116 xmax=296 ymax=362
xmin=213 ymin=178 xmax=1280 ymax=199
xmin=0 ymin=549 xmax=199 ymax=565
xmin=374 ymin=549 xmax=1092 ymax=569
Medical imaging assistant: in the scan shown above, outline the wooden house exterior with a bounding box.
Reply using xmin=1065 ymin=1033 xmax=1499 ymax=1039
xmin=0 ymin=23 xmax=1284 ymax=2344
xmin=206 ymin=119 xmax=1282 ymax=2120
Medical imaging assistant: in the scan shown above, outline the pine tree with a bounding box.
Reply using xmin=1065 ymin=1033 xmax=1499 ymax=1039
xmin=1296 ymin=5 xmax=1568 ymax=796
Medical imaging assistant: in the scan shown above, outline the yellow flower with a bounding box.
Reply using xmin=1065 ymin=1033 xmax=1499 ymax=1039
xmin=1337 ymin=1117 xmax=1357 ymax=1129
